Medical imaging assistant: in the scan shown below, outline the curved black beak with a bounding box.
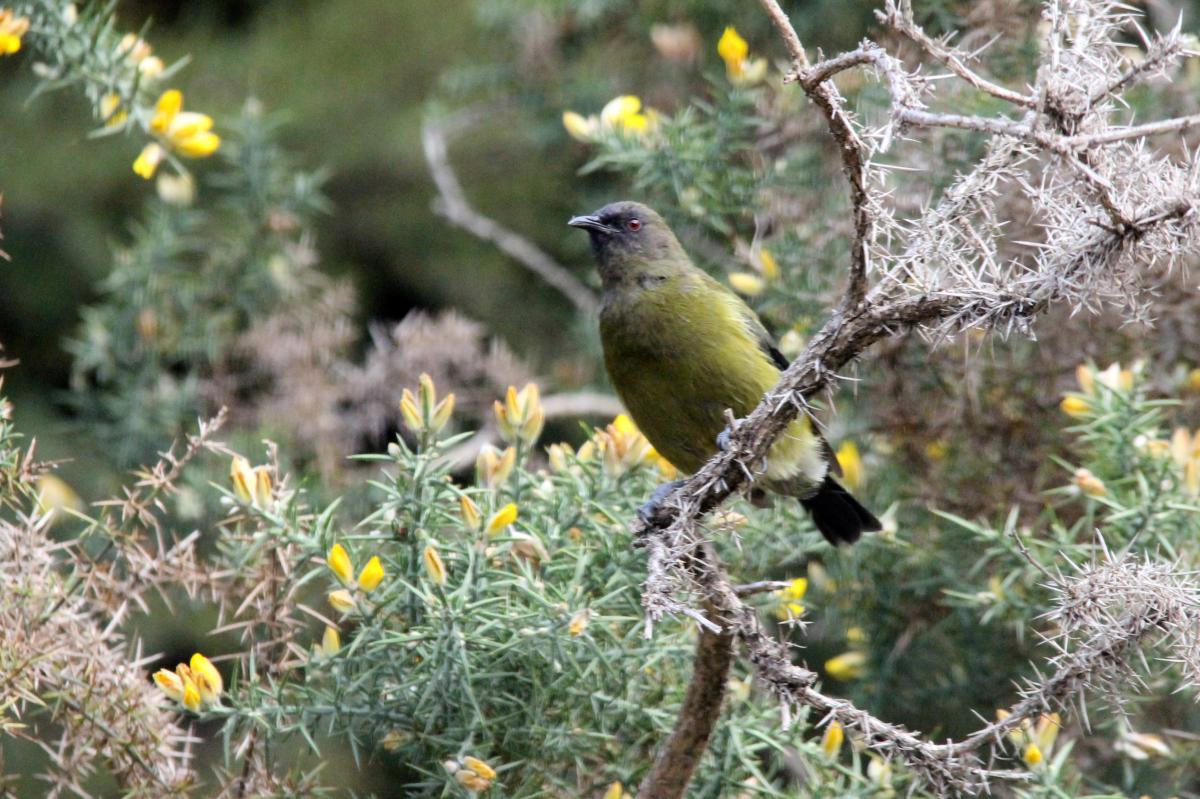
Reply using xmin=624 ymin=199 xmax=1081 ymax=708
xmin=568 ymin=214 xmax=616 ymax=234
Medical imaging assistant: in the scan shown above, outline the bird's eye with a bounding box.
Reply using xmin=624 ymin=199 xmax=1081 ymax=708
xmin=627 ymin=218 xmax=642 ymax=232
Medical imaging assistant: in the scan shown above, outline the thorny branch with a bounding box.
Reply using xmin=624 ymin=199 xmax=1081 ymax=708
xmin=422 ymin=113 xmax=600 ymax=316
xmin=634 ymin=0 xmax=1200 ymax=796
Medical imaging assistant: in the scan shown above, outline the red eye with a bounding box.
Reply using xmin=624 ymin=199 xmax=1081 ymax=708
xmin=627 ymin=218 xmax=641 ymax=232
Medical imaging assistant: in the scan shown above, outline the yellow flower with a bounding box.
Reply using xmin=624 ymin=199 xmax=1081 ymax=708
xmin=562 ymin=110 xmax=596 ymax=142
xmin=1186 ymin=368 xmax=1200 ymax=392
xmin=728 ymin=272 xmax=765 ymax=296
xmin=476 ymin=445 xmax=516 ymax=488
xmin=190 ymin=653 xmax=223 ymax=705
xmin=423 ymin=544 xmax=447 ymax=586
xmin=1034 ymin=712 xmax=1061 ymax=753
xmin=320 ymin=625 xmax=341 ymax=657
xmin=568 ymin=608 xmax=591 ymax=636
xmin=148 ymin=89 xmax=221 ymax=159
xmin=155 ymin=171 xmax=196 ymax=208
xmin=175 ymin=664 xmax=202 ymax=712
xmin=100 ymin=93 xmax=128 ymax=128
xmin=461 ymin=756 xmax=497 ymax=780
xmin=1116 ymin=731 xmax=1171 ymax=759
xmin=821 ymin=720 xmax=845 ymax=758
xmin=358 ymin=555 xmax=385 ymax=592
xmin=455 ymin=771 xmax=491 ymax=791
xmin=825 ymin=651 xmax=866 ymax=681
xmin=485 ymin=502 xmax=518 ymax=536
xmin=327 ymin=543 xmax=354 ymax=585
xmin=0 ymin=10 xmax=30 ymax=56
xmin=139 ymin=55 xmax=164 ymax=78
xmin=835 ymin=441 xmax=864 ymax=491
xmin=1060 ymin=394 xmax=1090 ymax=417
xmin=1072 ymin=467 xmax=1107 ymax=497
xmin=328 ymin=589 xmax=356 ymax=612
xmin=133 ymin=143 xmax=166 ymax=179
xmin=118 ymin=32 xmax=153 ymax=65
xmin=924 ymin=439 xmax=948 ymax=461
xmin=867 ymin=756 xmax=892 ymax=784
xmin=846 ymin=626 xmax=867 ymax=644
xmin=603 ymin=782 xmax=626 ymax=799
xmin=494 ymin=383 xmax=545 ymax=446
xmin=597 ymin=414 xmax=662 ymax=478
xmin=1075 ymin=363 xmax=1095 ymax=394
xmin=600 ymin=95 xmax=646 ymax=130
xmin=717 ymin=26 xmax=767 ymax=83
xmin=1022 ymin=743 xmax=1042 ymax=766
xmin=780 ymin=577 xmax=807 ymax=601
xmin=153 ymin=669 xmax=185 ymax=703
xmin=758 ymin=248 xmax=780 ymax=281
xmin=717 ymin=27 xmax=749 ymax=76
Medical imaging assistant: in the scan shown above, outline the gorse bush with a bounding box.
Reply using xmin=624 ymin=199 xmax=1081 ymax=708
xmin=3 ymin=0 xmax=1200 ymax=797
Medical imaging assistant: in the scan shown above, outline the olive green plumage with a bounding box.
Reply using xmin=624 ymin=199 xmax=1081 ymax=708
xmin=569 ymin=201 xmax=880 ymax=545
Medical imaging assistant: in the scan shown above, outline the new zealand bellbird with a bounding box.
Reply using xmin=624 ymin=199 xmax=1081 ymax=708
xmin=569 ymin=201 xmax=880 ymax=545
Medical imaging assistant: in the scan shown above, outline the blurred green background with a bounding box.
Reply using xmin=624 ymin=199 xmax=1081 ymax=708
xmin=0 ymin=0 xmax=882 ymax=486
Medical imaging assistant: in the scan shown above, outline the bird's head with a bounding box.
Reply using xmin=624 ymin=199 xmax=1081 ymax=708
xmin=568 ymin=201 xmax=685 ymax=286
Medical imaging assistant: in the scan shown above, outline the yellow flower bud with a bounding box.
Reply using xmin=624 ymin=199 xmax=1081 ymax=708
xmin=486 ymin=503 xmax=518 ymax=536
xmin=603 ymin=782 xmax=625 ymax=799
xmin=476 ymin=445 xmax=516 ymax=488
xmin=600 ymin=95 xmax=643 ymax=129
xmin=253 ymin=465 xmax=272 ymax=507
xmin=327 ymin=543 xmax=354 ymax=585
xmin=153 ymin=669 xmax=185 ymax=703
xmin=728 ymin=271 xmax=765 ymax=296
xmin=399 ymin=389 xmax=422 ymax=433
xmin=455 ymin=772 xmax=491 ymax=791
xmin=758 ymin=248 xmax=780 ymax=281
xmin=230 ymin=456 xmax=256 ymax=503
xmin=562 ymin=110 xmax=596 ymax=142
xmin=1022 ymin=742 xmax=1043 ymax=766
xmin=133 ymin=143 xmax=165 ymax=180
xmin=423 ymin=544 xmax=447 ymax=585
xmin=175 ymin=664 xmax=201 ymax=712
xmin=460 ymin=495 xmax=483 ymax=531
xmin=568 ymin=608 xmax=591 ymax=636
xmin=328 ymin=589 xmax=356 ymax=613
xmin=462 ymin=756 xmax=497 ymax=780
xmin=320 ymin=625 xmax=341 ymax=657
xmin=358 ymin=555 xmax=384 ymax=592
xmin=824 ymin=651 xmax=866 ymax=681
xmin=821 ymin=720 xmax=845 ymax=758
xmin=1072 ymin=467 xmax=1107 ymax=497
xmin=1060 ymin=395 xmax=1090 ymax=417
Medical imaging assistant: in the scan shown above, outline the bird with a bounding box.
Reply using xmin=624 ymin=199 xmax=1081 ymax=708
xmin=569 ymin=200 xmax=880 ymax=545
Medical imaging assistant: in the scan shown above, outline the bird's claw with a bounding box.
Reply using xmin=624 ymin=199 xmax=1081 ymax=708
xmin=637 ymin=479 xmax=685 ymax=524
xmin=715 ymin=426 xmax=734 ymax=452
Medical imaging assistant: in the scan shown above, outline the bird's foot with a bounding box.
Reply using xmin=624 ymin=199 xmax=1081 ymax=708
xmin=716 ymin=426 xmax=734 ymax=452
xmin=637 ymin=480 xmax=685 ymax=524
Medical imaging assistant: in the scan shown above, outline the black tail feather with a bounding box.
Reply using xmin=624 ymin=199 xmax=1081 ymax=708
xmin=799 ymin=475 xmax=882 ymax=546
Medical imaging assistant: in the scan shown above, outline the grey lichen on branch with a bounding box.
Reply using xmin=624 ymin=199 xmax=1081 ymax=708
xmin=632 ymin=0 xmax=1200 ymax=796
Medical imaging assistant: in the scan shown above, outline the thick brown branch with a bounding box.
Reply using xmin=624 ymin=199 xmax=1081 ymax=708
xmin=636 ymin=600 xmax=735 ymax=799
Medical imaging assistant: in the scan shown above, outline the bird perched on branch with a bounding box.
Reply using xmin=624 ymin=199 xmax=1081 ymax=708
xmin=569 ymin=200 xmax=880 ymax=545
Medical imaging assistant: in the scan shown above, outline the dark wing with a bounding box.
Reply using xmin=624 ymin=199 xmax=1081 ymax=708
xmin=739 ymin=305 xmax=844 ymax=478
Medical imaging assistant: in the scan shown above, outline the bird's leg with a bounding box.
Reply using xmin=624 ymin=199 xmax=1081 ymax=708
xmin=716 ymin=412 xmax=769 ymax=473
xmin=638 ymin=480 xmax=685 ymax=524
